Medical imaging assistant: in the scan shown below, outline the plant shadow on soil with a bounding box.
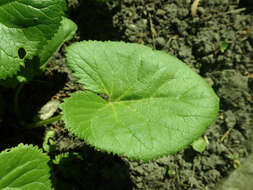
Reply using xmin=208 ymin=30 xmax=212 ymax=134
xmin=51 ymin=139 xmax=133 ymax=190
xmin=0 ymin=71 xmax=68 ymax=151
xmin=69 ymin=0 xmax=123 ymax=41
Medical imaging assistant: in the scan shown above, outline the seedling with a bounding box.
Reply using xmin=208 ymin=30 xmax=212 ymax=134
xmin=167 ymin=165 xmax=176 ymax=177
xmin=226 ymin=153 xmax=241 ymax=168
xmin=192 ymin=137 xmax=207 ymax=153
xmin=220 ymin=42 xmax=229 ymax=53
xmin=43 ymin=130 xmax=57 ymax=153
xmin=0 ymin=40 xmax=219 ymax=189
xmin=0 ymin=1 xmax=219 ymax=188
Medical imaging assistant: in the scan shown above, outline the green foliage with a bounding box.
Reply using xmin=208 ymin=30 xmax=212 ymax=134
xmin=0 ymin=144 xmax=51 ymax=190
xmin=226 ymin=153 xmax=240 ymax=168
xmin=42 ymin=130 xmax=56 ymax=153
xmin=220 ymin=42 xmax=229 ymax=53
xmin=0 ymin=0 xmax=77 ymax=85
xmin=192 ymin=137 xmax=206 ymax=153
xmin=0 ymin=0 xmax=221 ymax=187
xmin=39 ymin=17 xmax=77 ymax=70
xmin=60 ymin=41 xmax=219 ymax=160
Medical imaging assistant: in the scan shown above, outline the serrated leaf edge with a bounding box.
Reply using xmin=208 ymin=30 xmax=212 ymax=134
xmin=62 ymin=41 xmax=220 ymax=161
xmin=40 ymin=16 xmax=77 ymax=69
xmin=0 ymin=143 xmax=51 ymax=189
xmin=0 ymin=143 xmax=45 ymax=156
xmin=60 ymin=91 xmax=218 ymax=161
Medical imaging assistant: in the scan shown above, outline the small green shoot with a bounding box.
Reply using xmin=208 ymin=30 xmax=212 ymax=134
xmin=43 ymin=130 xmax=56 ymax=153
xmin=226 ymin=153 xmax=240 ymax=168
xmin=220 ymin=42 xmax=229 ymax=53
xmin=167 ymin=165 xmax=176 ymax=177
xmin=192 ymin=137 xmax=206 ymax=153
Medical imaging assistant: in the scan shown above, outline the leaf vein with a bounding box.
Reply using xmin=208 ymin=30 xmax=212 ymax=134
xmin=78 ymin=51 xmax=110 ymax=95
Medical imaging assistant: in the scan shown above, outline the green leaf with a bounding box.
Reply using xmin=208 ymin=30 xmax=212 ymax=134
xmin=0 ymin=144 xmax=51 ymax=190
xmin=61 ymin=41 xmax=219 ymax=160
xmin=220 ymin=41 xmax=229 ymax=53
xmin=191 ymin=137 xmax=206 ymax=153
xmin=0 ymin=17 xmax=77 ymax=87
xmin=0 ymin=0 xmax=67 ymax=80
xmin=39 ymin=17 xmax=78 ymax=70
xmin=15 ymin=17 xmax=77 ymax=83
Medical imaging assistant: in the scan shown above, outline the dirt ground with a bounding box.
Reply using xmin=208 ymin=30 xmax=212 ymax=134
xmin=1 ymin=0 xmax=253 ymax=190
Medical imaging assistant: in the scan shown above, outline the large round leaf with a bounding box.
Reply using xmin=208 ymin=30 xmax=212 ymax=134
xmin=61 ymin=41 xmax=219 ymax=160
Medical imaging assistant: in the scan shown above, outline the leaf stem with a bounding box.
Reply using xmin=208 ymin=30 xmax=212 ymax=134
xmin=14 ymin=83 xmax=24 ymax=120
xmin=27 ymin=114 xmax=63 ymax=129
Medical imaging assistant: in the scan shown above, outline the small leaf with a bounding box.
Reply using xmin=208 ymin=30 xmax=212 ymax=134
xmin=220 ymin=42 xmax=229 ymax=53
xmin=0 ymin=144 xmax=51 ymax=190
xmin=43 ymin=130 xmax=56 ymax=153
xmin=192 ymin=137 xmax=206 ymax=153
xmin=61 ymin=41 xmax=219 ymax=160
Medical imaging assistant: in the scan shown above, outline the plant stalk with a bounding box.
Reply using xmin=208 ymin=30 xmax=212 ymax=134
xmin=14 ymin=83 xmax=24 ymax=121
xmin=27 ymin=114 xmax=63 ymax=129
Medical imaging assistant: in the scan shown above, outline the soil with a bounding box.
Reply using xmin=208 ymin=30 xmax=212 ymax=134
xmin=217 ymin=140 xmax=253 ymax=190
xmin=1 ymin=0 xmax=253 ymax=190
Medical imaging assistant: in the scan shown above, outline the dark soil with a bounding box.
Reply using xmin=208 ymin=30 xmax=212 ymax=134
xmin=1 ymin=0 xmax=253 ymax=190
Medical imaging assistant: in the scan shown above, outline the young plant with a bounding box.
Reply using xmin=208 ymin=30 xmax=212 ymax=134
xmin=192 ymin=137 xmax=207 ymax=153
xmin=0 ymin=1 xmax=219 ymax=185
xmin=220 ymin=41 xmax=229 ymax=53
xmin=0 ymin=0 xmax=77 ymax=86
xmin=59 ymin=40 xmax=219 ymax=161
xmin=0 ymin=41 xmax=219 ymax=189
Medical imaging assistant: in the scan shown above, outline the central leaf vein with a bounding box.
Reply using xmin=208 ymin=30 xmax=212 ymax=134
xmin=79 ymin=52 xmax=110 ymax=95
xmin=111 ymin=103 xmax=152 ymax=150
